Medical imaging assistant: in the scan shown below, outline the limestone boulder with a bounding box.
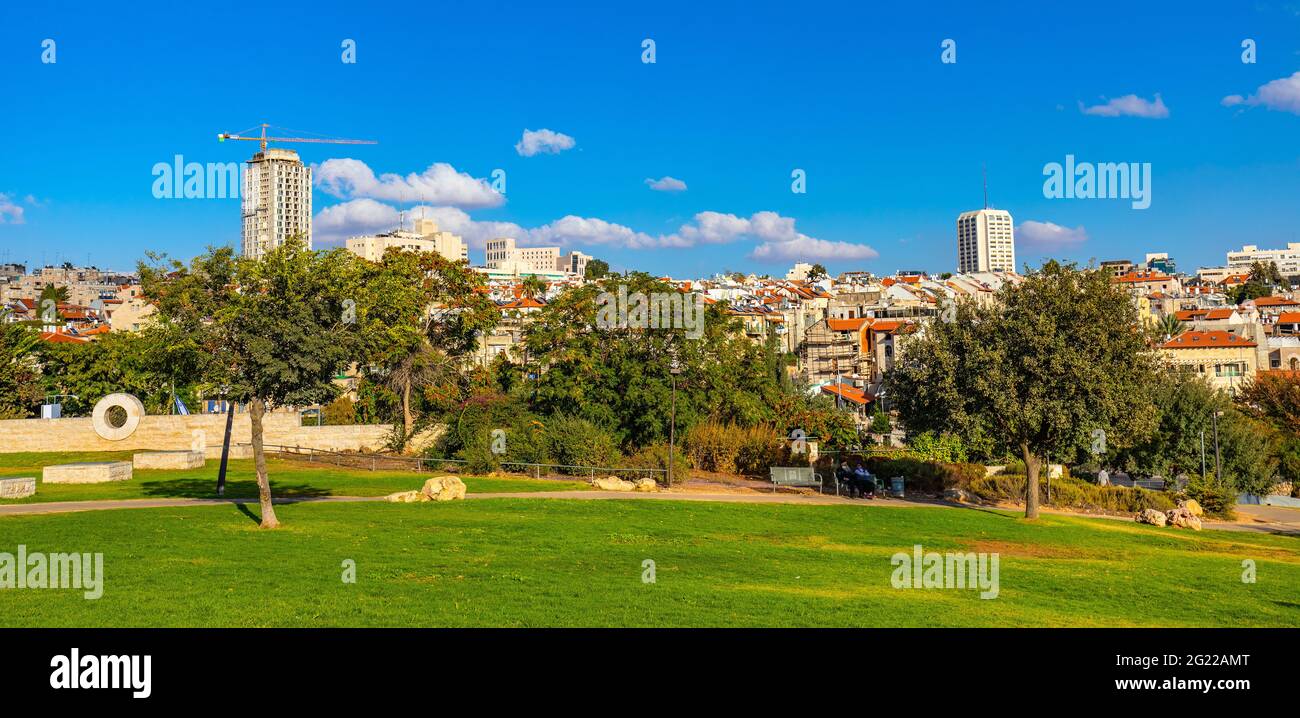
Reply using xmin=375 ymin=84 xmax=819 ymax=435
xmin=420 ymin=476 xmax=467 ymax=501
xmin=591 ymin=476 xmax=636 ymax=491
xmin=633 ymin=478 xmax=660 ymax=492
xmin=385 ymin=490 xmax=427 ymax=503
xmin=1178 ymin=499 xmax=1204 ymax=517
xmin=1135 ymin=508 xmax=1168 ymax=527
xmin=943 ymin=488 xmax=972 ymax=503
xmin=1166 ymin=507 xmax=1202 ymax=530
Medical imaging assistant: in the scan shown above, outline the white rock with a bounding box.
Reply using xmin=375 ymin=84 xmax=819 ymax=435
xmin=1135 ymin=508 xmax=1167 ymax=527
xmin=591 ymin=476 xmax=636 ymax=491
xmin=420 ymin=476 xmax=466 ymax=501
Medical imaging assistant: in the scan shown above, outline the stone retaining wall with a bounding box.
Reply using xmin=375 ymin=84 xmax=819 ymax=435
xmin=0 ymin=413 xmax=395 ymax=457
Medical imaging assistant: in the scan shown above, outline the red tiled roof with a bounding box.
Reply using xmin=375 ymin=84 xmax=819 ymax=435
xmin=870 ymin=319 xmax=914 ymax=334
xmin=1275 ymin=311 xmax=1300 ymax=325
xmin=1253 ymin=296 xmax=1300 ymax=307
xmin=1161 ymin=330 xmax=1256 ymax=349
xmin=501 ymin=297 xmax=545 ymax=310
xmin=39 ymin=331 xmax=89 ymax=344
xmin=821 ymin=383 xmax=873 ymax=406
xmin=1113 ymin=271 xmax=1175 ymax=284
xmin=827 ymin=318 xmax=869 ymax=332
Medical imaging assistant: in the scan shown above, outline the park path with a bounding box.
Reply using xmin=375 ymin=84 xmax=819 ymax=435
xmin=1 ymin=490 xmax=1297 ymax=535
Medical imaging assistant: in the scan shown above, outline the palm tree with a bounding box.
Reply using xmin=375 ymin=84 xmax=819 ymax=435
xmin=520 ymin=275 xmax=546 ymax=301
xmin=1156 ymin=312 xmax=1181 ymax=341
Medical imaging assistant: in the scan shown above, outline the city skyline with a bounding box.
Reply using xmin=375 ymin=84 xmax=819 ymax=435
xmin=3 ymin=1 xmax=1300 ymax=276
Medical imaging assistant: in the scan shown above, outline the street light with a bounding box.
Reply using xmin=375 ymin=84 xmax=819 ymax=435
xmin=1212 ymin=410 xmax=1224 ymax=484
xmin=668 ymin=362 xmax=682 ymax=487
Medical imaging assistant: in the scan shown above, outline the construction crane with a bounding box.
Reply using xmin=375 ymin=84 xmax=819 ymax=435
xmin=217 ymin=123 xmax=377 ymax=151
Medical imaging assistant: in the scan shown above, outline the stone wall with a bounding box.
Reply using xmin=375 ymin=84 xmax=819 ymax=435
xmin=0 ymin=412 xmax=394 ymax=457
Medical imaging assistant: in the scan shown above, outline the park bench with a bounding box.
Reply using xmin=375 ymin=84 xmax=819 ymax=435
xmin=769 ymin=466 xmax=826 ymax=493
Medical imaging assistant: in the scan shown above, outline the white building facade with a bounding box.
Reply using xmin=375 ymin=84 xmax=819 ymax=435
xmin=1227 ymin=243 xmax=1300 ymax=280
xmin=241 ymin=149 xmax=312 ymax=259
xmin=956 ymin=209 xmax=1016 ymax=273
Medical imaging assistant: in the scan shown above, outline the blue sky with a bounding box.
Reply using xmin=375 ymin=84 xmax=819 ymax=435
xmin=2 ymin=0 xmax=1299 ymax=278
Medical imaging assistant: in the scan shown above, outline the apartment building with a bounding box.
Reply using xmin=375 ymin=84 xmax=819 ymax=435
xmin=1161 ymin=330 xmax=1258 ymax=394
xmin=956 ymin=209 xmax=1016 ymax=273
xmin=241 ymin=148 xmax=312 ymax=259
xmin=1227 ymin=243 xmax=1300 ymax=281
xmin=345 ymin=217 xmax=469 ymax=263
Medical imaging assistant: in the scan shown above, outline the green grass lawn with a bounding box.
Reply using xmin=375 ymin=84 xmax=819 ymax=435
xmin=0 ymin=451 xmax=590 ymax=503
xmin=2 ymin=497 xmax=1298 ymax=627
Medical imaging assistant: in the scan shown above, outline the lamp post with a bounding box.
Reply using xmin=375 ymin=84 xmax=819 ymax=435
xmin=1200 ymin=430 xmax=1206 ymax=481
xmin=1212 ymin=410 xmax=1223 ymax=484
xmin=668 ymin=362 xmax=682 ymax=487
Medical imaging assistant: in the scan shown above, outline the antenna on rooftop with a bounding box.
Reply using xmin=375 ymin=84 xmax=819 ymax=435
xmin=982 ymin=164 xmax=989 ymax=209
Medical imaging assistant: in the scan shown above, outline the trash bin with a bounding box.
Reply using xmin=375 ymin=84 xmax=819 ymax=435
xmin=889 ymin=476 xmax=904 ymax=497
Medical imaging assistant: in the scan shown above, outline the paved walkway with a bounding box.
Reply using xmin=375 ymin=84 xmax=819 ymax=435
xmin=2 ymin=490 xmax=1297 ymax=534
xmin=0 ymin=495 xmax=378 ymax=517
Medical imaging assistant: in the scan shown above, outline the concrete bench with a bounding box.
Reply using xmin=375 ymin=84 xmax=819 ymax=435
xmin=43 ymin=462 xmax=133 ymax=484
xmin=0 ymin=477 xmax=37 ymax=499
xmin=133 ymin=451 xmax=206 ymax=470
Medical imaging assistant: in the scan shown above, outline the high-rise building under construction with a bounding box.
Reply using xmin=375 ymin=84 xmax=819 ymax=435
xmin=241 ymin=148 xmax=312 ymax=259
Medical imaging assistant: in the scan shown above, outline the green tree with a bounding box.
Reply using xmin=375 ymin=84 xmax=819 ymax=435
xmin=519 ymin=274 xmax=790 ymax=450
xmin=1114 ymin=371 xmax=1274 ymax=494
xmin=1155 ymin=312 xmax=1181 ymax=341
xmin=520 ymin=274 xmax=547 ymax=300
xmin=141 ymin=240 xmax=363 ymax=528
xmin=0 ymin=316 xmax=42 ymax=418
xmin=887 ymin=261 xmax=1160 ymax=518
xmin=807 ymin=264 xmax=828 ymax=282
xmin=37 ymin=328 xmax=203 ymax=416
xmin=357 ymin=248 xmax=499 ymax=446
xmin=584 ymin=259 xmax=610 ymax=280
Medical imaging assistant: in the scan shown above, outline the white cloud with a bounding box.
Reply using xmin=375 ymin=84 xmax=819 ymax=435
xmin=645 ymin=176 xmax=687 ymax=192
xmin=749 ymin=235 xmax=880 ymax=262
xmin=515 ymin=128 xmax=576 ymax=157
xmin=312 ymin=201 xmax=878 ymax=263
xmin=1079 ymin=94 xmax=1170 ymax=118
xmin=1016 ymin=220 xmax=1088 ymax=248
xmin=314 ymin=159 xmax=503 ymax=208
xmin=0 ymin=193 xmax=25 ymax=224
xmin=1221 ymin=71 xmax=1300 ymax=115
xmin=313 ymin=198 xmax=400 ymax=244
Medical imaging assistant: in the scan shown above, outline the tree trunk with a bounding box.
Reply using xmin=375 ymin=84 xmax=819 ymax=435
xmin=1022 ymin=443 xmax=1040 ymax=520
xmin=402 ymin=377 xmax=414 ymax=444
xmin=249 ymin=397 xmax=280 ymax=529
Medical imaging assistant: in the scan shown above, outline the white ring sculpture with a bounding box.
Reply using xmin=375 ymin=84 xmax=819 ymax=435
xmin=92 ymin=393 xmax=145 ymax=441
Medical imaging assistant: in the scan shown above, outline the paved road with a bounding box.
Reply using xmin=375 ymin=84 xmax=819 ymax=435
xmin=2 ymin=491 xmax=1297 ymax=534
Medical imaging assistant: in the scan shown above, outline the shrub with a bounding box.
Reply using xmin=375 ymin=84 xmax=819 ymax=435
xmin=625 ymin=443 xmax=691 ymax=485
xmin=456 ymin=437 xmax=501 ymax=474
xmin=966 ymin=474 xmax=1175 ymax=514
xmin=685 ymin=422 xmax=785 ymax=476
xmin=1181 ymin=477 xmax=1237 ymax=519
xmin=906 ymin=431 xmax=967 ymax=464
xmin=544 ymin=415 xmax=621 ymax=474
xmin=323 ymin=397 xmax=356 ymax=425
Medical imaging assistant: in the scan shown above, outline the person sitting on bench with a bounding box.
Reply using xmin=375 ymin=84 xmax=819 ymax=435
xmin=836 ymin=461 xmax=856 ymax=497
xmin=853 ymin=463 xmax=876 ymax=499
